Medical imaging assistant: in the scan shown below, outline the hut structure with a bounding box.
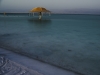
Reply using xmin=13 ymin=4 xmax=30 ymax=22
xmin=30 ymin=7 xmax=51 ymax=19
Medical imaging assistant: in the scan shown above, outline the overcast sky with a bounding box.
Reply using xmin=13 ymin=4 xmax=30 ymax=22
xmin=0 ymin=0 xmax=100 ymax=13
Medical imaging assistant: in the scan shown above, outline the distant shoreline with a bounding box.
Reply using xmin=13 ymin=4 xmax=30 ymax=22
xmin=0 ymin=12 xmax=100 ymax=16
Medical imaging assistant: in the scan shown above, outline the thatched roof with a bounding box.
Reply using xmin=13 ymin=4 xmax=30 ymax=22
xmin=30 ymin=7 xmax=50 ymax=12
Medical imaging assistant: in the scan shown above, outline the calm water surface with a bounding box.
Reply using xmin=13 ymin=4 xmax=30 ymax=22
xmin=0 ymin=14 xmax=100 ymax=75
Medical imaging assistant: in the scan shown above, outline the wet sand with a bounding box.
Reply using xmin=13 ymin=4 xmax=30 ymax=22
xmin=0 ymin=48 xmax=78 ymax=75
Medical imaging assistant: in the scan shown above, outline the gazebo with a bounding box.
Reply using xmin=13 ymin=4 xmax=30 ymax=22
xmin=30 ymin=7 xmax=51 ymax=19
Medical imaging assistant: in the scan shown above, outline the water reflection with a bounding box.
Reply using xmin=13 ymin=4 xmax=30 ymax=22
xmin=28 ymin=18 xmax=52 ymax=31
xmin=28 ymin=18 xmax=51 ymax=24
xmin=28 ymin=18 xmax=52 ymax=28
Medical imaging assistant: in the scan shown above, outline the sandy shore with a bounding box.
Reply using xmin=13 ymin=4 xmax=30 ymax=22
xmin=0 ymin=48 xmax=78 ymax=75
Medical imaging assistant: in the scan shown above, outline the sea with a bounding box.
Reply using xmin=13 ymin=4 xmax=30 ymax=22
xmin=0 ymin=13 xmax=100 ymax=75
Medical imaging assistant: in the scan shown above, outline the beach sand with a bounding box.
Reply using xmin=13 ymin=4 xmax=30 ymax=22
xmin=0 ymin=48 xmax=78 ymax=75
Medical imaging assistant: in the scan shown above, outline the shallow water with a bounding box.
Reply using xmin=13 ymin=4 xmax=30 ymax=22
xmin=0 ymin=14 xmax=100 ymax=75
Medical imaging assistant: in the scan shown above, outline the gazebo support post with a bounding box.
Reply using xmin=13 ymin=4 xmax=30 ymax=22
xmin=33 ymin=13 xmax=34 ymax=16
xmin=30 ymin=7 xmax=51 ymax=19
xmin=39 ymin=12 xmax=42 ymax=19
xmin=42 ymin=12 xmax=43 ymax=16
xmin=29 ymin=12 xmax=31 ymax=16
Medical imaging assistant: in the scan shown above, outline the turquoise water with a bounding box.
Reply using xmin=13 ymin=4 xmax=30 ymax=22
xmin=0 ymin=14 xmax=100 ymax=75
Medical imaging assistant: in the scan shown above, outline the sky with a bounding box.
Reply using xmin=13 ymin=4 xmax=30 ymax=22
xmin=0 ymin=0 xmax=100 ymax=14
